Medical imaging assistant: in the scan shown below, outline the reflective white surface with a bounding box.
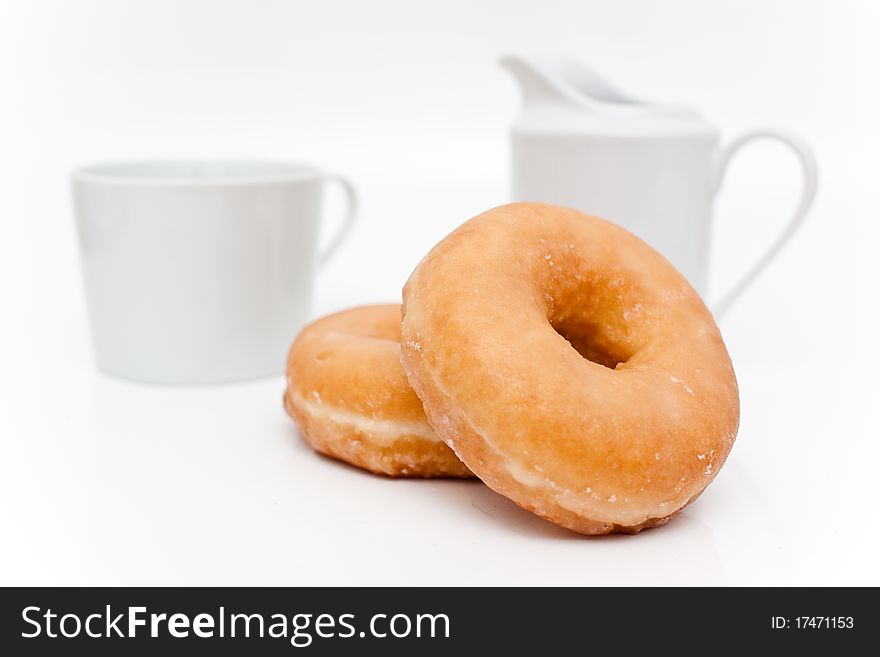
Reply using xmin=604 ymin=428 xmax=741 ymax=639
xmin=1 ymin=0 xmax=878 ymax=586
xmin=2 ymin=173 xmax=878 ymax=586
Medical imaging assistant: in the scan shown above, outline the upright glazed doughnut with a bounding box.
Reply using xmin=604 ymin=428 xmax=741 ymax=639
xmin=401 ymin=203 xmax=739 ymax=534
xmin=285 ymin=305 xmax=472 ymax=478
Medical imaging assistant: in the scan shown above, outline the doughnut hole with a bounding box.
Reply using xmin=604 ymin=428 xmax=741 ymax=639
xmin=551 ymin=317 xmax=632 ymax=370
xmin=544 ymin=258 xmax=644 ymax=372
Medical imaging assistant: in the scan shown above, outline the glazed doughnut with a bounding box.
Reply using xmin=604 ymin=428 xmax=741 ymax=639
xmin=401 ymin=203 xmax=739 ymax=534
xmin=284 ymin=304 xmax=472 ymax=478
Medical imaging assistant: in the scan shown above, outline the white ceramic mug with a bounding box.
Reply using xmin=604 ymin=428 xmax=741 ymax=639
xmin=505 ymin=55 xmax=819 ymax=317
xmin=72 ymin=160 xmax=357 ymax=384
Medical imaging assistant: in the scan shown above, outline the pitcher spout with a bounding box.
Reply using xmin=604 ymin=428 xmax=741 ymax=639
xmin=500 ymin=55 xmax=581 ymax=109
xmin=501 ymin=53 xmax=640 ymax=111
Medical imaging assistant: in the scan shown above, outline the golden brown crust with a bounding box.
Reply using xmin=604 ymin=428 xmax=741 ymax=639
xmin=284 ymin=304 xmax=472 ymax=478
xmin=401 ymin=203 xmax=739 ymax=533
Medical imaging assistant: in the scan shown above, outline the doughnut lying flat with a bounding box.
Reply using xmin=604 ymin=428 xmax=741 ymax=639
xmin=284 ymin=304 xmax=472 ymax=478
xmin=401 ymin=203 xmax=739 ymax=534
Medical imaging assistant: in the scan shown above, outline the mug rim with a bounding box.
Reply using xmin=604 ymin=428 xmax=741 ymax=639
xmin=71 ymin=159 xmax=324 ymax=187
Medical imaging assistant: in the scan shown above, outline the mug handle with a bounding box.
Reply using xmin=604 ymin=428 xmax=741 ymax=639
xmin=318 ymin=173 xmax=359 ymax=267
xmin=711 ymin=129 xmax=818 ymax=318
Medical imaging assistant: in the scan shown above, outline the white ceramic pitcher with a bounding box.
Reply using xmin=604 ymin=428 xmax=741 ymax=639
xmin=502 ymin=54 xmax=817 ymax=317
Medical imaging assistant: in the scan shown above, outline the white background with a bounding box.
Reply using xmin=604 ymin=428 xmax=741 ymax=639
xmin=1 ymin=0 xmax=878 ymax=585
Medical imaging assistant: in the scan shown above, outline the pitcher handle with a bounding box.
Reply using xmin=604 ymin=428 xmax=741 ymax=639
xmin=712 ymin=129 xmax=818 ymax=318
xmin=318 ymin=173 xmax=358 ymax=268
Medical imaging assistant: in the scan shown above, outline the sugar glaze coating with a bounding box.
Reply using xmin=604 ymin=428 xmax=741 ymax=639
xmin=285 ymin=305 xmax=473 ymax=478
xmin=401 ymin=203 xmax=739 ymax=533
